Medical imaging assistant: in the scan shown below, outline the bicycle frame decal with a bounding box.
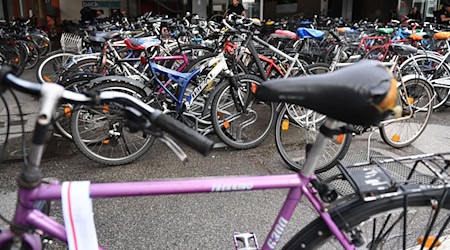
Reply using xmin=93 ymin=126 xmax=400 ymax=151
xmin=267 ymin=216 xmax=288 ymax=249
xmin=211 ymin=182 xmax=253 ymax=192
xmin=186 ymin=54 xmax=227 ymax=108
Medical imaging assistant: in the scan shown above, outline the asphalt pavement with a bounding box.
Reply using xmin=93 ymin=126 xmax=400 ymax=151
xmin=0 ymin=68 xmax=449 ymax=249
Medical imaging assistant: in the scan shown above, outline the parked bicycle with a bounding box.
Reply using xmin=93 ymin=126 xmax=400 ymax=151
xmin=1 ymin=61 xmax=450 ymax=250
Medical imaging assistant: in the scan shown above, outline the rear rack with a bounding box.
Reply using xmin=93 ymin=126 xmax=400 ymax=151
xmin=332 ymin=153 xmax=450 ymax=200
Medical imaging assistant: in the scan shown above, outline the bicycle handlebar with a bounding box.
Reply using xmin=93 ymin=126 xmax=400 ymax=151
xmin=0 ymin=66 xmax=214 ymax=156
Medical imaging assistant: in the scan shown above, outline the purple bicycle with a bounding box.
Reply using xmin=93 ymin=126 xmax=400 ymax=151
xmin=1 ymin=60 xmax=450 ymax=250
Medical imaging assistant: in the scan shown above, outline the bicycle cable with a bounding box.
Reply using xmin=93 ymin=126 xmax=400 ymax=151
xmin=9 ymin=89 xmax=28 ymax=166
xmin=0 ymin=91 xmax=10 ymax=162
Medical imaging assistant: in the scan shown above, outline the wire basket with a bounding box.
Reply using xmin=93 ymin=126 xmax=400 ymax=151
xmin=60 ymin=33 xmax=82 ymax=53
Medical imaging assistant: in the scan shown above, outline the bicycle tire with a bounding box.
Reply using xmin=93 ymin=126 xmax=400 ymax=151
xmin=60 ymin=57 xmax=110 ymax=80
xmin=36 ymin=52 xmax=77 ymax=83
xmin=305 ymin=63 xmax=330 ymax=75
xmin=17 ymin=40 xmax=40 ymax=70
xmin=70 ymin=80 xmax=155 ymax=165
xmin=363 ymin=46 xmax=391 ymax=62
xmin=399 ymin=55 xmax=450 ymax=110
xmin=275 ymin=104 xmax=352 ymax=173
xmin=211 ymin=74 xmax=275 ymax=149
xmin=52 ymin=72 xmax=101 ymax=140
xmin=283 ymin=189 xmax=450 ymax=249
xmin=30 ymin=34 xmax=52 ymax=57
xmin=1 ymin=45 xmax=25 ymax=76
xmin=379 ymin=77 xmax=433 ymax=148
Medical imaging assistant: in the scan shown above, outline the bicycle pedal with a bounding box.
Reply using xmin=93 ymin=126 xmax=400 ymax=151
xmin=233 ymin=232 xmax=260 ymax=250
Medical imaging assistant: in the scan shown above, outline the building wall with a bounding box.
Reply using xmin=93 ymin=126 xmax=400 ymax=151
xmin=342 ymin=0 xmax=352 ymax=20
xmin=60 ymin=0 xmax=82 ymax=20
xmin=263 ymin=0 xmax=321 ymax=19
xmin=263 ymin=0 xmax=277 ymax=19
xmin=192 ymin=0 xmax=207 ymax=18
xmin=0 ymin=2 xmax=4 ymax=19
xmin=352 ymin=0 xmax=397 ymax=21
xmin=297 ymin=0 xmax=321 ymax=18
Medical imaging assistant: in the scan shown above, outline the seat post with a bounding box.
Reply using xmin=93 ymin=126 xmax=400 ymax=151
xmin=300 ymin=119 xmax=339 ymax=177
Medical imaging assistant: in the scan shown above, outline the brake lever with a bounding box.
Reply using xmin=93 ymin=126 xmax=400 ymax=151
xmin=124 ymin=106 xmax=188 ymax=162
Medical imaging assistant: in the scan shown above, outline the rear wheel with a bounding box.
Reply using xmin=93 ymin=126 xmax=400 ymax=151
xmin=399 ymin=55 xmax=450 ymax=109
xmin=70 ymin=80 xmax=155 ymax=165
xmin=52 ymin=73 xmax=100 ymax=140
xmin=275 ymin=104 xmax=352 ymax=173
xmin=283 ymin=190 xmax=450 ymax=249
xmin=379 ymin=78 xmax=433 ymax=148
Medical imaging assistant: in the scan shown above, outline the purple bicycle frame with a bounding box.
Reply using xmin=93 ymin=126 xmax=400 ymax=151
xmin=1 ymin=173 xmax=355 ymax=250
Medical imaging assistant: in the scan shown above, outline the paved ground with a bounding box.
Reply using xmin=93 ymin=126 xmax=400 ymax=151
xmin=0 ymin=68 xmax=449 ymax=249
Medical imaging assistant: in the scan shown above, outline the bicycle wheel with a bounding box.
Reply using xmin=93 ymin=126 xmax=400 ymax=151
xmin=275 ymin=104 xmax=352 ymax=173
xmin=52 ymin=73 xmax=100 ymax=140
xmin=379 ymin=78 xmax=433 ymax=148
xmin=211 ymin=74 xmax=275 ymax=149
xmin=399 ymin=55 xmax=450 ymax=109
xmin=71 ymin=80 xmax=155 ymax=165
xmin=0 ymin=45 xmax=25 ymax=76
xmin=364 ymin=46 xmax=392 ymax=62
xmin=305 ymin=63 xmax=331 ymax=75
xmin=29 ymin=34 xmax=52 ymax=57
xmin=16 ymin=40 xmax=40 ymax=69
xmin=283 ymin=189 xmax=450 ymax=249
xmin=36 ymin=52 xmax=76 ymax=83
xmin=61 ymin=57 xmax=108 ymax=80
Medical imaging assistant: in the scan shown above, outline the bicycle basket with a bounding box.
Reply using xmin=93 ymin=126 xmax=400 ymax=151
xmin=336 ymin=153 xmax=450 ymax=200
xmin=60 ymin=33 xmax=82 ymax=53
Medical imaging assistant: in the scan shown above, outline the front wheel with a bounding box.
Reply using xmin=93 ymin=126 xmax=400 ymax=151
xmin=379 ymin=78 xmax=433 ymax=148
xmin=283 ymin=189 xmax=450 ymax=249
xmin=211 ymin=74 xmax=275 ymax=149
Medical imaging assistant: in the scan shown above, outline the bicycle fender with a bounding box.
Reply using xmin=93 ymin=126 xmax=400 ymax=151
xmin=400 ymin=74 xmax=435 ymax=92
xmin=88 ymin=75 xmax=153 ymax=96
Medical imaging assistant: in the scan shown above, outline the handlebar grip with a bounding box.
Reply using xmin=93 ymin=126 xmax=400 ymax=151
xmin=154 ymin=113 xmax=214 ymax=156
